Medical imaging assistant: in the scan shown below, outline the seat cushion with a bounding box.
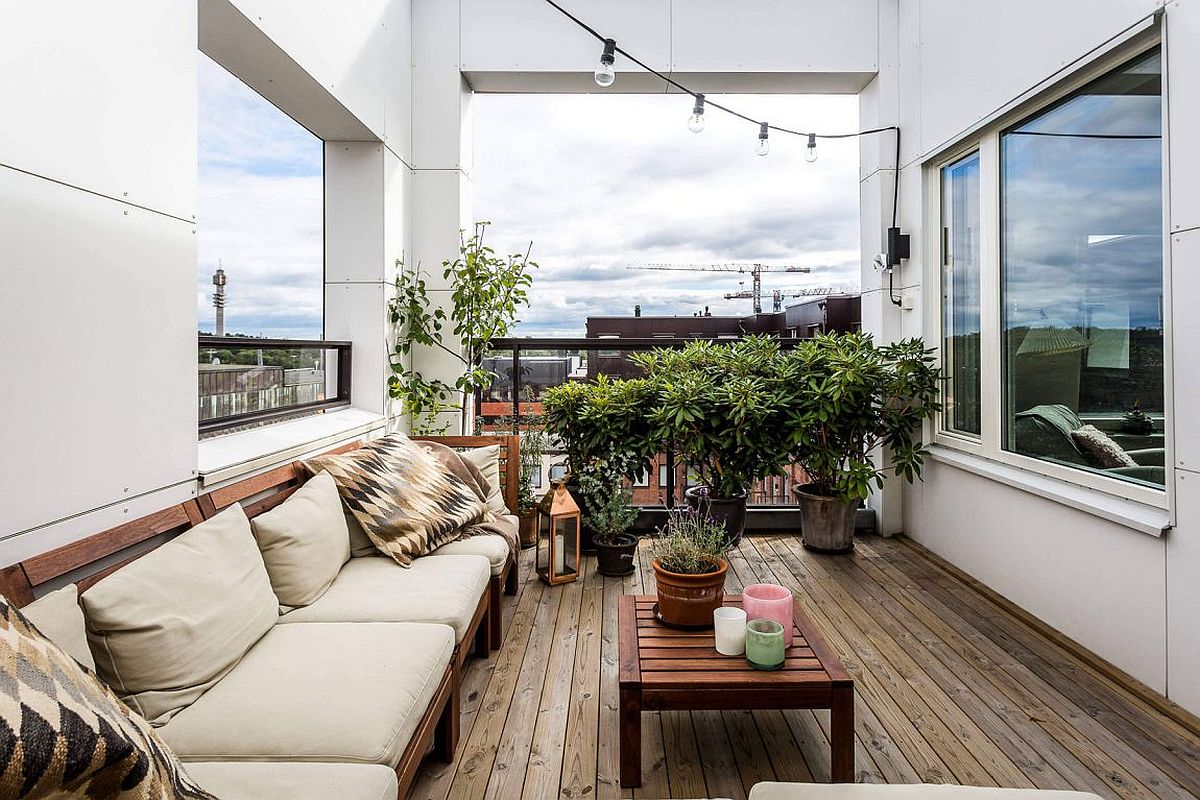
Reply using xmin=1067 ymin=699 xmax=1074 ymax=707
xmin=747 ymin=784 xmax=1103 ymax=800
xmin=184 ymin=761 xmax=397 ymax=800
xmin=159 ymin=621 xmax=453 ymax=766
xmin=431 ymin=527 xmax=514 ymax=575
xmin=462 ymin=445 xmax=510 ymax=514
xmin=0 ymin=596 xmax=218 ymax=799
xmin=277 ymin=554 xmax=489 ymax=641
xmin=21 ymin=583 xmax=95 ymax=671
xmin=250 ymin=470 xmax=351 ymax=608
xmin=303 ymin=433 xmax=491 ymax=567
xmin=81 ymin=504 xmax=279 ymax=724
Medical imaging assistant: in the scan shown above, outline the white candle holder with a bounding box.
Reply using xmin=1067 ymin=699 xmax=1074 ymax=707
xmin=713 ymin=606 xmax=748 ymax=656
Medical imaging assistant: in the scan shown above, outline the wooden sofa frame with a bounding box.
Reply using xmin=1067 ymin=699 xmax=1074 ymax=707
xmin=0 ymin=433 xmax=523 ymax=799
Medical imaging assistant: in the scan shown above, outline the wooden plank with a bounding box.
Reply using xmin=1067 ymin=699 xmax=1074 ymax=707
xmin=481 ymin=577 xmax=565 ymax=800
xmin=632 ymin=539 xmax=669 ymax=799
xmin=662 ymin=710 xmax=707 ymax=799
xmin=693 ymin=711 xmax=749 ymax=800
xmin=596 ymin=572 xmax=626 ymax=800
xmin=559 ymin=567 xmax=604 ymax=800
xmin=521 ymin=573 xmax=584 ymax=799
xmin=442 ymin=579 xmax=547 ymax=800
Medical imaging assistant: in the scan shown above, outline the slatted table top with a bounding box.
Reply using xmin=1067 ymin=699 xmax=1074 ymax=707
xmin=618 ymin=594 xmax=852 ymax=690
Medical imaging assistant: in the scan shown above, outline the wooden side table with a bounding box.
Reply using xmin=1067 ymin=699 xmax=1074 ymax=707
xmin=618 ymin=594 xmax=855 ymax=787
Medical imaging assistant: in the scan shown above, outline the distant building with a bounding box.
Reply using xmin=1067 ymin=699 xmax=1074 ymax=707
xmin=585 ymin=294 xmax=860 ymax=379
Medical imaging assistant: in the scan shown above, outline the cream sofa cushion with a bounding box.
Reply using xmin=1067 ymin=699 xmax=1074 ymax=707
xmin=432 ymin=524 xmax=515 ymax=575
xmin=277 ymin=553 xmax=489 ymax=641
xmin=81 ymin=504 xmax=278 ymax=724
xmin=159 ymin=621 xmax=453 ymax=766
xmin=346 ymin=513 xmax=377 ymax=557
xmin=747 ymin=784 xmax=1103 ymax=800
xmin=462 ymin=445 xmax=509 ymax=514
xmin=185 ymin=761 xmax=397 ymax=800
xmin=22 ymin=583 xmax=95 ymax=671
xmin=250 ymin=471 xmax=350 ymax=608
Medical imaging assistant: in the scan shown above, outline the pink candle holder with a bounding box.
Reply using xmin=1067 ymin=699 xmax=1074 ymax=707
xmin=742 ymin=583 xmax=793 ymax=647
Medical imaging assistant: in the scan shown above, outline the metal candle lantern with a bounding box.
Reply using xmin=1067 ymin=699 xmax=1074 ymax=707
xmin=536 ymin=481 xmax=581 ymax=585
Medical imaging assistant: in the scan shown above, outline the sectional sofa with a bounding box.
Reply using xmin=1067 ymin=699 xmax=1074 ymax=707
xmin=0 ymin=434 xmax=520 ymax=800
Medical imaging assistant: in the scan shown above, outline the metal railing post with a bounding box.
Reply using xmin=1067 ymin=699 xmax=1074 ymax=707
xmin=511 ymin=342 xmax=521 ymax=434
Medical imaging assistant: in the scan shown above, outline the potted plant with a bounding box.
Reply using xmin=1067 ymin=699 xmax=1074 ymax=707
xmin=578 ymin=462 xmax=639 ymax=576
xmin=515 ymin=424 xmax=548 ymax=549
xmin=789 ymin=333 xmax=940 ymax=553
xmin=650 ymin=508 xmax=730 ymax=628
xmin=542 ymin=375 xmax=658 ymax=549
xmin=1121 ymin=401 xmax=1155 ymax=436
xmin=634 ymin=337 xmax=801 ymax=547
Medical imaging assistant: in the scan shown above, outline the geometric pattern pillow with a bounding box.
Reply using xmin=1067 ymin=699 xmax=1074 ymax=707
xmin=303 ymin=433 xmax=492 ymax=567
xmin=0 ymin=595 xmax=216 ymax=800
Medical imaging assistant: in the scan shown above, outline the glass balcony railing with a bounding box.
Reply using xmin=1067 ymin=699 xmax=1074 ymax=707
xmin=477 ymin=337 xmax=807 ymax=509
xmin=198 ymin=336 xmax=351 ymax=434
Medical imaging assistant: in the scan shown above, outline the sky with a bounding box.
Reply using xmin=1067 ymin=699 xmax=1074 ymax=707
xmin=473 ymin=93 xmax=861 ymax=336
xmin=196 ymin=52 xmax=862 ymax=339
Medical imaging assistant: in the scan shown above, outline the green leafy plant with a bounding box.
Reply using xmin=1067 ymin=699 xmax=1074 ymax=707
xmin=1121 ymin=401 xmax=1155 ymax=436
xmin=577 ymin=460 xmax=639 ymax=541
xmin=650 ymin=507 xmax=729 ymax=574
xmin=516 ymin=425 xmax=548 ymax=516
xmin=788 ymin=332 xmax=940 ymax=502
xmin=388 ymin=222 xmax=536 ymax=434
xmin=632 ymin=336 xmax=802 ymax=498
xmin=542 ymin=375 xmax=659 ymax=484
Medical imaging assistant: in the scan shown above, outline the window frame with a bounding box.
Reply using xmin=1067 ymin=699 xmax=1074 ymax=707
xmin=924 ymin=34 xmax=1170 ymax=510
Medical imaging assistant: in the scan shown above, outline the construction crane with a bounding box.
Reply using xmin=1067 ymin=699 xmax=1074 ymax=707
xmin=724 ymin=287 xmax=838 ymax=313
xmin=626 ymin=263 xmax=811 ymax=314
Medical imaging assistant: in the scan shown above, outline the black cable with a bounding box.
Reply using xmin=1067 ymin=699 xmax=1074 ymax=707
xmin=541 ymin=0 xmax=898 ymax=142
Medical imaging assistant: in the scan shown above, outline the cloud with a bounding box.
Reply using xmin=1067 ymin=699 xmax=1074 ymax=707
xmin=473 ymin=93 xmax=862 ymax=335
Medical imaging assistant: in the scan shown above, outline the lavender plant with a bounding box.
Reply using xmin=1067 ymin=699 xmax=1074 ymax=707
xmin=650 ymin=507 xmax=729 ymax=575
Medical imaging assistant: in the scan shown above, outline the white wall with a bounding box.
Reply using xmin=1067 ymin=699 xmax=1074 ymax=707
xmin=861 ymin=0 xmax=1200 ymax=709
xmin=0 ymin=0 xmax=413 ymax=565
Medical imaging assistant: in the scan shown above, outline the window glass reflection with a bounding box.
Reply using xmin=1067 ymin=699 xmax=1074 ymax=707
xmin=1001 ymin=49 xmax=1164 ymax=487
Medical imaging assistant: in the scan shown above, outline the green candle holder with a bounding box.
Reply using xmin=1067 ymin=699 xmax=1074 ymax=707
xmin=745 ymin=618 xmax=786 ymax=671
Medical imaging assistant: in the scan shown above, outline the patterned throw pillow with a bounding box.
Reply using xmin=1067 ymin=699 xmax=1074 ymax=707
xmin=304 ymin=434 xmax=492 ymax=567
xmin=0 ymin=595 xmax=216 ymax=800
xmin=1070 ymin=424 xmax=1138 ymax=468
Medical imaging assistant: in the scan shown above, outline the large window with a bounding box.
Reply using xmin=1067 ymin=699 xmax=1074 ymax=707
xmin=940 ymin=152 xmax=982 ymax=436
xmin=932 ymin=44 xmax=1165 ymax=498
xmin=1001 ymin=49 xmax=1163 ymax=487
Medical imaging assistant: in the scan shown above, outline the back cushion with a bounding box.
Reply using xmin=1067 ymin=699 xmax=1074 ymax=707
xmin=462 ymin=445 xmax=509 ymax=515
xmin=21 ymin=583 xmax=96 ymax=672
xmin=250 ymin=470 xmax=351 ymax=608
xmin=0 ymin=597 xmax=218 ymax=799
xmin=81 ymin=504 xmax=278 ymax=725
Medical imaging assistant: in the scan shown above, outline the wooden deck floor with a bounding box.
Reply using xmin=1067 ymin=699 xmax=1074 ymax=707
xmin=410 ymin=534 xmax=1200 ymax=800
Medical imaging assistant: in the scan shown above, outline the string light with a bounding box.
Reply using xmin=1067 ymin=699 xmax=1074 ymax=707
xmin=544 ymin=0 xmax=902 ymax=227
xmin=688 ymin=94 xmax=706 ymax=133
xmin=594 ymin=38 xmax=616 ymax=87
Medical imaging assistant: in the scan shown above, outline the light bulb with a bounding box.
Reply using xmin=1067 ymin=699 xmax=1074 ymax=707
xmin=756 ymin=122 xmax=770 ymax=157
xmin=805 ymin=133 xmax=818 ymax=163
xmin=594 ymin=38 xmax=616 ymax=87
xmin=688 ymin=94 xmax=706 ymax=133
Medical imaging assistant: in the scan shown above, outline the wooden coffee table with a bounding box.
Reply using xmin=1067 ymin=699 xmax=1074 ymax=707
xmin=618 ymin=594 xmax=854 ymax=787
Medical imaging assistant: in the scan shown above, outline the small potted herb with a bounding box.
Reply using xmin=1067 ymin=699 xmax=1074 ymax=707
xmin=578 ymin=462 xmax=639 ymax=576
xmin=516 ymin=426 xmax=548 ymax=549
xmin=650 ymin=508 xmax=730 ymax=628
xmin=1121 ymin=401 xmax=1155 ymax=436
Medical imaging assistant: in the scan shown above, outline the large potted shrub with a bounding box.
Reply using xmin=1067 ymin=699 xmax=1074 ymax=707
xmin=634 ymin=337 xmax=801 ymax=547
xmin=789 ymin=333 xmax=940 ymax=553
xmin=577 ymin=461 xmax=639 ymax=576
xmin=650 ymin=508 xmax=730 ymax=628
xmin=542 ymin=376 xmax=658 ymax=549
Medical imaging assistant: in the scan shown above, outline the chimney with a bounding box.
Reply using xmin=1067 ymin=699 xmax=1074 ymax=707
xmin=634 ymin=304 xmax=641 ymax=317
xmin=212 ymin=264 xmax=227 ymax=337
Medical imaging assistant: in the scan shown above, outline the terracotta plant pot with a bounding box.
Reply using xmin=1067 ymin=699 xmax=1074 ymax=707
xmin=684 ymin=487 xmax=747 ymax=548
xmin=652 ymin=557 xmax=728 ymax=628
xmin=518 ymin=512 xmax=537 ymax=549
xmin=795 ymin=484 xmax=857 ymax=554
xmin=594 ymin=533 xmax=638 ymax=576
